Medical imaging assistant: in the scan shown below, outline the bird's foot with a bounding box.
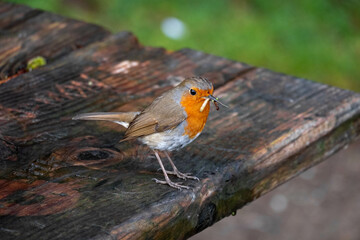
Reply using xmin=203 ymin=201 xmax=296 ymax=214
xmin=166 ymin=170 xmax=200 ymax=181
xmin=152 ymin=178 xmax=190 ymax=190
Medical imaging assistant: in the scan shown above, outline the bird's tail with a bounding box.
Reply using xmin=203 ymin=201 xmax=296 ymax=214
xmin=72 ymin=112 xmax=139 ymax=128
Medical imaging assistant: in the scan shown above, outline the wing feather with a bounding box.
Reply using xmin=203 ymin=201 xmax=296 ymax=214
xmin=122 ymin=93 xmax=186 ymax=141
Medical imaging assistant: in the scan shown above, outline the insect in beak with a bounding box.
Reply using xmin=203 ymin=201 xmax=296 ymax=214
xmin=200 ymin=95 xmax=228 ymax=112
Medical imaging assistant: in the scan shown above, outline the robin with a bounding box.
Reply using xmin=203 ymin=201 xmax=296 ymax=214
xmin=73 ymin=77 xmax=227 ymax=189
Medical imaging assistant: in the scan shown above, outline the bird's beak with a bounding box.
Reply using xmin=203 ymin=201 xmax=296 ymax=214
xmin=207 ymin=95 xmax=228 ymax=108
xmin=200 ymin=94 xmax=228 ymax=112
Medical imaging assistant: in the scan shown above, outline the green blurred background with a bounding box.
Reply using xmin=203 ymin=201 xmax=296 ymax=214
xmin=7 ymin=0 xmax=360 ymax=91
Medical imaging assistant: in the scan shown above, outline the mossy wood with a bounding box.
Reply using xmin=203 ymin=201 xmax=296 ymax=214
xmin=1 ymin=3 xmax=360 ymax=240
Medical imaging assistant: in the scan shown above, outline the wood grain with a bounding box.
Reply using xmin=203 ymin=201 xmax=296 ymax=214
xmin=0 ymin=3 xmax=359 ymax=240
xmin=0 ymin=2 xmax=110 ymax=80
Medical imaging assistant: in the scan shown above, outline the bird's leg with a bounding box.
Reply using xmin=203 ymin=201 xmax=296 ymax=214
xmin=164 ymin=152 xmax=199 ymax=181
xmin=152 ymin=150 xmax=190 ymax=190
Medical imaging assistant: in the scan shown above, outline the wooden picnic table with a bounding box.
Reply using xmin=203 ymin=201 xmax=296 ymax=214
xmin=1 ymin=2 xmax=359 ymax=240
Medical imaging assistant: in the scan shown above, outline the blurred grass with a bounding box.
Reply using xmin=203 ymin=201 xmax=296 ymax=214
xmin=6 ymin=0 xmax=360 ymax=91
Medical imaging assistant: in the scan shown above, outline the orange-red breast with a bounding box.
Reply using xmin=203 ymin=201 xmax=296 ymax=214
xmin=73 ymin=77 xmax=227 ymax=189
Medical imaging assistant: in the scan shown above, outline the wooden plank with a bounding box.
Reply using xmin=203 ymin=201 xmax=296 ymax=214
xmin=0 ymin=32 xmax=249 ymax=146
xmin=0 ymin=2 xmax=110 ymax=80
xmin=0 ymin=2 xmax=42 ymax=29
xmin=1 ymin=3 xmax=360 ymax=240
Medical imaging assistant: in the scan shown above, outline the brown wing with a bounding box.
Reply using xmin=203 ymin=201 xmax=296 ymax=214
xmin=121 ymin=94 xmax=186 ymax=141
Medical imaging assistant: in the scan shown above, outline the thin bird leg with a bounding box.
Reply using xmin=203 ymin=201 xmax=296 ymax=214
xmin=164 ymin=152 xmax=199 ymax=181
xmin=152 ymin=150 xmax=190 ymax=190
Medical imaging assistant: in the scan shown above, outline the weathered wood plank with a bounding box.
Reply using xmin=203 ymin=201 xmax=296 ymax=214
xmin=0 ymin=2 xmax=110 ymax=80
xmin=0 ymin=32 xmax=248 ymax=148
xmin=0 ymin=2 xmax=42 ymax=29
xmin=0 ymin=3 xmax=360 ymax=240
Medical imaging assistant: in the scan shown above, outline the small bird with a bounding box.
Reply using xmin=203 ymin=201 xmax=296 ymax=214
xmin=73 ymin=77 xmax=227 ymax=189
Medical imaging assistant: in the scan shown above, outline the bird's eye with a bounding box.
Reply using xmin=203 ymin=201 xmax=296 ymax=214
xmin=190 ymin=89 xmax=196 ymax=95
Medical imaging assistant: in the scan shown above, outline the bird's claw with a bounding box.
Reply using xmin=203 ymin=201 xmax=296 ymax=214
xmin=165 ymin=170 xmax=200 ymax=181
xmin=152 ymin=178 xmax=190 ymax=190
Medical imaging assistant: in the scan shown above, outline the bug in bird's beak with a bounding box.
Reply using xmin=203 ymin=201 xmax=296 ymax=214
xmin=200 ymin=95 xmax=229 ymax=112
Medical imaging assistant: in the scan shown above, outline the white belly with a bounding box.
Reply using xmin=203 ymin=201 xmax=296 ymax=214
xmin=139 ymin=122 xmax=201 ymax=151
